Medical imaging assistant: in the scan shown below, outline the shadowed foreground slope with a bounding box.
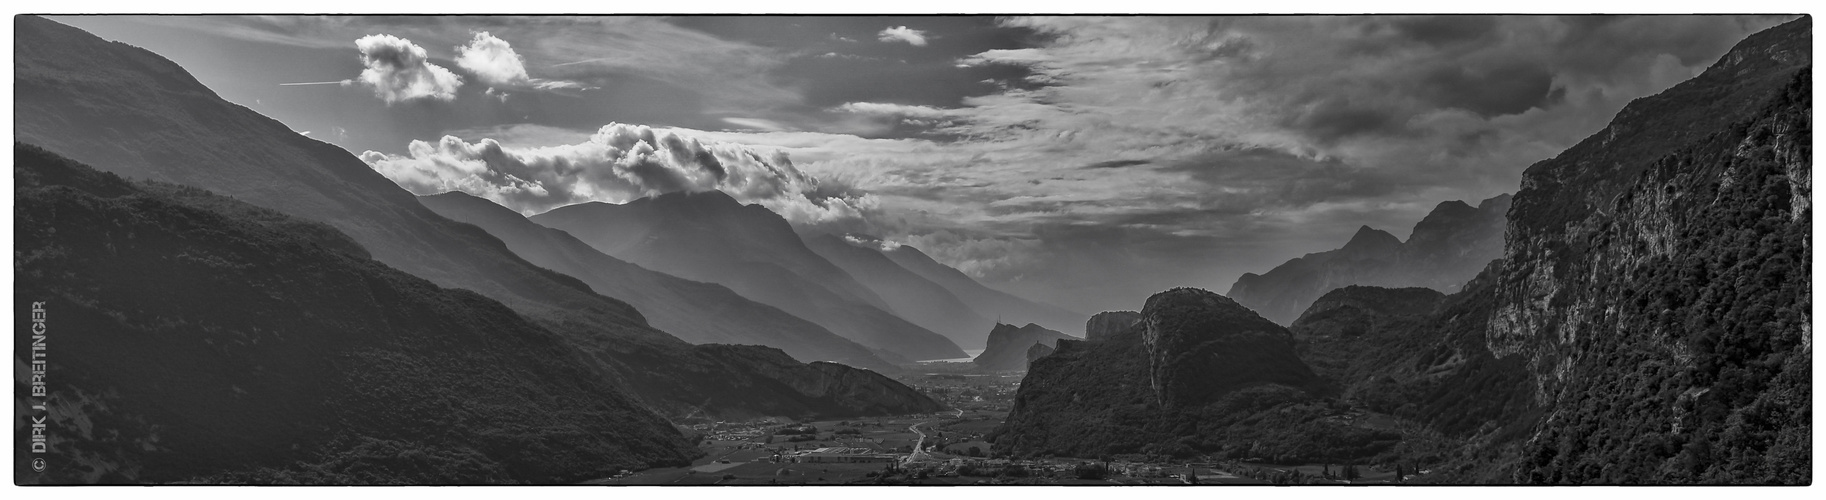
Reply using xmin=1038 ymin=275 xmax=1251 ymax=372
xmin=13 ymin=145 xmax=696 ymax=484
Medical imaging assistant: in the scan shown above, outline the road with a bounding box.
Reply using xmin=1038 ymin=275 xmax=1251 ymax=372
xmin=903 ymin=422 xmax=931 ymax=465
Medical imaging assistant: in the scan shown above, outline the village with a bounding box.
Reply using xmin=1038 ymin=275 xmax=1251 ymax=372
xmin=588 ymin=370 xmax=1428 ymax=485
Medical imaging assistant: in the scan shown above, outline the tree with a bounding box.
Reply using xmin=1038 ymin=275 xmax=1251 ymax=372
xmin=1074 ymin=463 xmax=1110 ymax=480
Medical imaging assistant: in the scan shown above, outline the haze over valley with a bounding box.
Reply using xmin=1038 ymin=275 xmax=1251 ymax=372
xmin=12 ymin=14 xmax=1811 ymax=486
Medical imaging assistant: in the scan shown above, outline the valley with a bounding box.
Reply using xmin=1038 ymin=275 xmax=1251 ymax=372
xmin=12 ymin=13 xmax=1811 ymax=486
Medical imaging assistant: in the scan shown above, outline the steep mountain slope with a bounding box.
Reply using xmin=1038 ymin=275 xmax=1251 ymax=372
xmin=803 ymin=233 xmax=995 ymax=349
xmin=419 ymin=192 xmax=896 ymax=371
xmin=1085 ymin=310 xmax=1142 ymax=341
xmin=533 ymin=192 xmax=966 ymax=361
xmin=12 ymin=145 xmax=696 ymax=484
xmin=1487 ymin=18 xmax=1811 ymax=484
xmin=1229 ymin=194 xmax=1511 ymax=325
xmin=12 ymin=16 xmax=937 ymax=423
xmin=971 ymin=323 xmax=1080 ymax=372
xmin=991 ymin=288 xmax=1411 ymax=463
xmin=1287 ymin=277 xmax=1537 ymax=441
xmin=877 ymin=242 xmax=1089 ymax=334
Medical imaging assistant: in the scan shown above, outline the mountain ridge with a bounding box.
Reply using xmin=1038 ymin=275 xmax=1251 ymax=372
xmin=533 ymin=191 xmax=967 ymax=361
xmin=418 ymin=191 xmax=900 ymax=372
xmin=1229 ymin=193 xmax=1512 ymax=325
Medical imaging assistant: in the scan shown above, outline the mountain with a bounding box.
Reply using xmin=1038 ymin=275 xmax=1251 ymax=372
xmin=1085 ymin=310 xmax=1142 ymax=341
xmin=992 ymin=19 xmax=1811 ymax=483
xmin=13 ymin=145 xmax=696 ymax=484
xmin=1228 ymin=194 xmax=1511 ymax=325
xmin=876 ymin=242 xmax=1089 ymax=334
xmin=1487 ymin=17 xmax=1811 ymax=484
xmin=13 ymin=16 xmax=938 ymax=425
xmin=1287 ymin=271 xmax=1540 ymax=476
xmin=532 ymin=192 xmax=966 ymax=361
xmin=803 ymin=233 xmax=995 ymax=349
xmin=1025 ymin=343 xmax=1057 ymax=367
xmin=418 ymin=192 xmax=896 ymax=372
xmin=971 ymin=323 xmax=1079 ymax=372
xmin=990 ymin=288 xmax=1404 ymax=462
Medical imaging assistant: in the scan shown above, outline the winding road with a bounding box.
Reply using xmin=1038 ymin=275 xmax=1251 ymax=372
xmin=903 ymin=422 xmax=931 ymax=465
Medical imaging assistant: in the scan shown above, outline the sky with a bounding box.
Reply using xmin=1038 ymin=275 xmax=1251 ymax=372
xmin=51 ymin=14 xmax=1795 ymax=313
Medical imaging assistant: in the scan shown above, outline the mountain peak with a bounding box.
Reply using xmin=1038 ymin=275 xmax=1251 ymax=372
xmin=1341 ymin=225 xmax=1401 ymax=253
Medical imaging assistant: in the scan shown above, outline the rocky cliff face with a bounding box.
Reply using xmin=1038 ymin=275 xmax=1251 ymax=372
xmin=973 ymin=323 xmax=1079 ymax=372
xmin=1139 ymin=289 xmax=1318 ymax=410
xmin=1085 ymin=310 xmax=1142 ymax=341
xmin=1024 ymin=342 xmax=1057 ymax=367
xmin=1487 ymin=18 xmax=1810 ymax=484
xmin=1229 ymin=195 xmax=1511 ymax=325
xmin=992 ymin=288 xmax=1390 ymax=462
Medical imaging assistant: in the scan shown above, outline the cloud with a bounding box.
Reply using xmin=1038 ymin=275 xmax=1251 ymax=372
xmin=316 ymin=15 xmax=1787 ymax=313
xmin=455 ymin=31 xmax=531 ymax=87
xmin=353 ymin=34 xmax=463 ymax=103
xmin=835 ymin=102 xmax=961 ymax=119
xmin=877 ymin=26 xmax=929 ymax=46
xmin=454 ymin=31 xmax=591 ymax=96
xmin=359 ymin=123 xmax=881 ymax=232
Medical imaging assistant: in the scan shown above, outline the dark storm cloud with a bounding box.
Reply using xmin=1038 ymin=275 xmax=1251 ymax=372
xmin=1389 ymin=15 xmax=1500 ymax=47
xmin=1156 ymin=148 xmax=1402 ymax=208
xmin=1417 ymin=60 xmax=1559 ymax=117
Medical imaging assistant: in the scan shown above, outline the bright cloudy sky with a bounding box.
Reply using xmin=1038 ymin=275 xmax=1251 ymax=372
xmin=53 ymin=14 xmax=1794 ymax=313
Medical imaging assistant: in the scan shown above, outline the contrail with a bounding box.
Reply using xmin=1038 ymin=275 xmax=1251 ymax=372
xmin=279 ymin=80 xmax=351 ymax=86
xmin=550 ymin=58 xmax=607 ymax=68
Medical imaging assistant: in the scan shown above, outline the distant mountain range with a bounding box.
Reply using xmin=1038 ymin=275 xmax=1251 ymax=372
xmin=419 ymin=192 xmax=897 ymax=372
xmin=869 ymin=236 xmax=1090 ymax=335
xmin=1228 ymin=193 xmax=1511 ymax=325
xmin=803 ymin=234 xmax=995 ymax=350
xmin=532 ymin=192 xmax=967 ymax=361
xmin=13 ymin=15 xmax=946 ymax=483
xmin=971 ymin=323 xmax=1080 ymax=372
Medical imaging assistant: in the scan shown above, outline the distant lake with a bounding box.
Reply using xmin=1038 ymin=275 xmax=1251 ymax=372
xmin=917 ymin=349 xmax=984 ymax=364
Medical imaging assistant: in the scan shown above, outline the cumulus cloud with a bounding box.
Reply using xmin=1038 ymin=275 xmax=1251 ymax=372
xmin=455 ymin=31 xmax=531 ymax=87
xmin=359 ymin=123 xmax=881 ymax=231
xmin=877 ymin=26 xmax=929 ymax=46
xmin=354 ymin=34 xmax=463 ymax=103
xmin=454 ymin=31 xmax=591 ymax=96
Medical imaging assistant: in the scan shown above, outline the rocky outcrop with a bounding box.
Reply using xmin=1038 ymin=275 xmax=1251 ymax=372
xmin=991 ymin=288 xmax=1387 ymax=463
xmin=1025 ymin=342 xmax=1056 ymax=367
xmin=972 ymin=323 xmax=1079 ymax=372
xmin=1485 ymin=18 xmax=1811 ymax=484
xmin=1291 ymin=286 xmax=1444 ymax=342
xmin=1139 ymin=288 xmax=1318 ymax=409
xmin=1085 ymin=310 xmax=1142 ymax=341
xmin=1228 ymin=195 xmax=1510 ymax=325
